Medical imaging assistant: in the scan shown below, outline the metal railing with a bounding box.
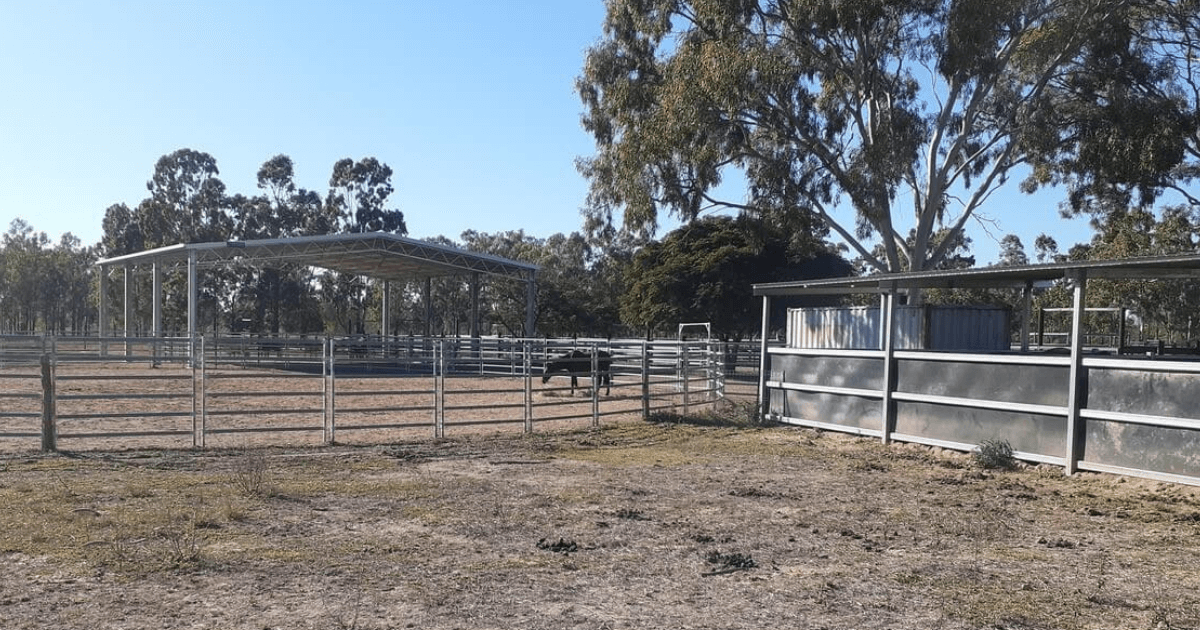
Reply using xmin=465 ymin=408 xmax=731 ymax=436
xmin=0 ymin=335 xmax=735 ymax=452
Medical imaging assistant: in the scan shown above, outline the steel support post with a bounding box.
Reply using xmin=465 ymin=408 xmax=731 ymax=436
xmin=152 ymin=262 xmax=163 ymax=362
xmin=40 ymin=354 xmax=56 ymax=453
xmin=381 ymin=280 xmax=391 ymax=338
xmin=524 ymin=343 xmax=533 ymax=433
xmin=1065 ymin=271 xmax=1088 ymax=475
xmin=525 ymin=272 xmax=537 ymax=338
xmin=641 ymin=342 xmax=651 ymax=420
xmin=880 ymin=286 xmax=898 ymax=444
xmin=123 ymin=265 xmax=132 ymax=358
xmin=99 ymin=267 xmax=109 ymax=356
xmin=757 ymin=295 xmax=771 ymax=421
xmin=1021 ymin=281 xmax=1033 ymax=353
xmin=681 ymin=343 xmax=690 ymax=416
xmin=591 ymin=346 xmax=600 ymax=428
xmin=326 ymin=337 xmax=337 ymax=445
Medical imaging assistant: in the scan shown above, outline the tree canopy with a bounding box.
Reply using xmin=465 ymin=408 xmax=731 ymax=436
xmin=578 ymin=0 xmax=1198 ymax=273
xmin=620 ymin=215 xmax=851 ymax=339
xmin=97 ymin=150 xmax=406 ymax=335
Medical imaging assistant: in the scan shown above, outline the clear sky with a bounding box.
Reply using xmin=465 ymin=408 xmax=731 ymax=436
xmin=0 ymin=0 xmax=1101 ymax=265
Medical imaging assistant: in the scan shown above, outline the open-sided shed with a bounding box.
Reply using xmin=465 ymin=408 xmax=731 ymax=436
xmin=753 ymin=253 xmax=1200 ymax=485
xmin=94 ymin=232 xmax=540 ymax=338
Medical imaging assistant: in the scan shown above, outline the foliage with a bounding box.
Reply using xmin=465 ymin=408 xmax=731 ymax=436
xmin=0 ymin=221 xmax=96 ymax=333
xmin=997 ymin=235 xmax=1030 ymax=268
xmin=622 ymin=215 xmax=850 ymax=338
xmin=1067 ymin=204 xmax=1200 ymax=344
xmin=449 ymin=229 xmax=627 ymax=338
xmin=327 ymin=157 xmax=406 ymax=235
xmin=578 ymin=0 xmax=1196 ymax=273
xmin=1025 ymin=0 xmax=1200 ymax=215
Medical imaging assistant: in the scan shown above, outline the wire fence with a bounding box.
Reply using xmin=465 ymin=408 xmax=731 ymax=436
xmin=0 ymin=335 xmax=763 ymax=453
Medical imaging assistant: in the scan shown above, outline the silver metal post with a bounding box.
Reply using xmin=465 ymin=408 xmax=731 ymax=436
xmin=524 ymin=342 xmax=533 ymax=433
xmin=1065 ymin=271 xmax=1088 ymax=475
xmin=757 ymin=295 xmax=771 ymax=421
xmin=591 ymin=345 xmax=600 ymax=428
xmin=880 ymin=286 xmax=898 ymax=444
xmin=1021 ymin=281 xmax=1033 ymax=353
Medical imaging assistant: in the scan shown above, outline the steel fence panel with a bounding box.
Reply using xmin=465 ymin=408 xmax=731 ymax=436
xmin=0 ymin=335 xmax=720 ymax=452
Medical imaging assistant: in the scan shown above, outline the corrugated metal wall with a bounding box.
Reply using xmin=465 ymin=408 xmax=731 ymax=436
xmin=787 ymin=305 xmax=1010 ymax=351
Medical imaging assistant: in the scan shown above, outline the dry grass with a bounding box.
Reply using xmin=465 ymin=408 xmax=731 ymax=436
xmin=2 ymin=419 xmax=1200 ymax=629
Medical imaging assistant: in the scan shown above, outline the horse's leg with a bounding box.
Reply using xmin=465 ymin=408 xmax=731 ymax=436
xmin=570 ymin=375 xmax=578 ymax=395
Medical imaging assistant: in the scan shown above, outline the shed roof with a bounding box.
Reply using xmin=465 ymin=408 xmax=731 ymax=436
xmin=753 ymin=253 xmax=1200 ymax=296
xmin=95 ymin=232 xmax=539 ymax=282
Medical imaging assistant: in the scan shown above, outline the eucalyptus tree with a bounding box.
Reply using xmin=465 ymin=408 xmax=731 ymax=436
xmin=458 ymin=230 xmax=545 ymax=336
xmin=997 ymin=235 xmax=1030 ymax=268
xmin=578 ymin=0 xmax=1196 ymax=274
xmin=141 ymin=148 xmax=233 ymax=246
xmin=327 ymin=157 xmax=407 ymax=235
xmin=321 ymin=157 xmax=407 ymax=334
xmin=1027 ymin=0 xmax=1200 ymax=215
xmin=1071 ymin=205 xmax=1200 ymax=343
xmin=228 ymin=155 xmax=334 ymax=333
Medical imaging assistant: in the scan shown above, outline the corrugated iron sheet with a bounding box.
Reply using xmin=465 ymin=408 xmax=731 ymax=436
xmin=787 ymin=305 xmax=1010 ymax=351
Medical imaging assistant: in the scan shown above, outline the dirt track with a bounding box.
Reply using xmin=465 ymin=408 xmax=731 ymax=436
xmin=2 ymin=420 xmax=1200 ymax=629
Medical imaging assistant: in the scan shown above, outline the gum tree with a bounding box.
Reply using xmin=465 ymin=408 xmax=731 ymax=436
xmin=578 ymin=0 xmax=1195 ymax=273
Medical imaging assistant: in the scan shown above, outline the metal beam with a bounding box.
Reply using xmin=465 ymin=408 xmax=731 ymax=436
xmin=469 ymin=273 xmax=480 ymax=339
xmin=381 ymin=280 xmax=391 ymax=337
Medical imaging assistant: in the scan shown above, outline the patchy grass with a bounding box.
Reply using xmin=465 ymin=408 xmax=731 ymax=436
xmin=2 ymin=420 xmax=1200 ymax=629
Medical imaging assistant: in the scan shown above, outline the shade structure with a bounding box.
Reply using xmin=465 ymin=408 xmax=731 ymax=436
xmin=95 ymin=232 xmax=540 ymax=339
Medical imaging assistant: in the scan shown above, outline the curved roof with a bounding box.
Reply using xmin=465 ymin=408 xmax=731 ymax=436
xmin=95 ymin=232 xmax=538 ymax=282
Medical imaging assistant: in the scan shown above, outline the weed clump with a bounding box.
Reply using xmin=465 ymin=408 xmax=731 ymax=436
xmin=647 ymin=400 xmax=778 ymax=428
xmin=230 ymin=450 xmax=272 ymax=496
xmin=974 ymin=439 xmax=1017 ymax=471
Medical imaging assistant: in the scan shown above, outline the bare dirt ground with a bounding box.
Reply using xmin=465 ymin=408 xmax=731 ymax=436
xmin=3 ymin=416 xmax=1200 ymax=630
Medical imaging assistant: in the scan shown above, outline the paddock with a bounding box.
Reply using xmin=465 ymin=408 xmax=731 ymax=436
xmin=0 ymin=335 xmax=758 ymax=453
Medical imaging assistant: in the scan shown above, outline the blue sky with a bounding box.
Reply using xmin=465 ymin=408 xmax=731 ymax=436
xmin=0 ymin=0 xmax=1101 ymax=265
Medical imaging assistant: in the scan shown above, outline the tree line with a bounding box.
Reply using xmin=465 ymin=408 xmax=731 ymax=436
xmin=2 ymin=144 xmax=1198 ymax=343
xmin=0 ymin=149 xmax=852 ymax=340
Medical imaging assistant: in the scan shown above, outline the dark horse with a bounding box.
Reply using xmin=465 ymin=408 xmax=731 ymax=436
xmin=541 ymin=350 xmax=612 ymax=395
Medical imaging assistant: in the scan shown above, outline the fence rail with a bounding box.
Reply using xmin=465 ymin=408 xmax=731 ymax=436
xmin=0 ymin=335 xmax=761 ymax=453
xmin=765 ymin=345 xmax=1200 ymax=486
